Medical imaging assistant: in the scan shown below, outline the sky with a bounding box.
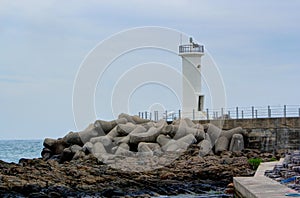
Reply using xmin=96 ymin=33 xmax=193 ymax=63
xmin=0 ymin=0 xmax=300 ymax=139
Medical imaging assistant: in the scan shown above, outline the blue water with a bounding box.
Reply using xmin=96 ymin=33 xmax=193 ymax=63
xmin=0 ymin=140 xmax=43 ymax=163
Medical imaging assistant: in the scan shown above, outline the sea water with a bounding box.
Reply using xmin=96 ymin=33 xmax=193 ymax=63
xmin=0 ymin=139 xmax=43 ymax=163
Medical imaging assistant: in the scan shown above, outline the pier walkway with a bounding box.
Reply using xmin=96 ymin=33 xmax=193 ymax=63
xmin=234 ymin=159 xmax=296 ymax=198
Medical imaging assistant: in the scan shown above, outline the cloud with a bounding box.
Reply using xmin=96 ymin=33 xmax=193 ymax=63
xmin=0 ymin=0 xmax=300 ymax=139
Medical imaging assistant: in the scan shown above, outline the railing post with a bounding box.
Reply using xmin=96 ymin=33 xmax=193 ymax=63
xmin=149 ymin=112 xmax=152 ymax=120
xmin=284 ymin=105 xmax=287 ymax=118
xmin=255 ymin=110 xmax=258 ymax=118
xmin=206 ymin=108 xmax=209 ymax=120
xmin=228 ymin=111 xmax=230 ymax=118
xmin=141 ymin=112 xmax=144 ymax=119
xmin=252 ymin=106 xmax=254 ymax=119
xmin=165 ymin=110 xmax=168 ymax=121
xmin=138 ymin=112 xmax=141 ymax=118
xmin=193 ymin=109 xmax=195 ymax=120
xmin=299 ymin=108 xmax=300 ymax=117
xmin=268 ymin=106 xmax=271 ymax=118
xmin=242 ymin=110 xmax=244 ymax=119
xmin=221 ymin=108 xmax=224 ymax=118
xmin=236 ymin=107 xmax=239 ymax=119
xmin=216 ymin=111 xmax=218 ymax=119
xmin=178 ymin=110 xmax=181 ymax=120
xmin=145 ymin=111 xmax=147 ymax=119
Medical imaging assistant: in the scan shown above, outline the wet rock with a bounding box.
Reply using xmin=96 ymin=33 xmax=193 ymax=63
xmin=43 ymin=138 xmax=68 ymax=155
xmin=41 ymin=148 xmax=52 ymax=160
xmin=60 ymin=148 xmax=74 ymax=163
xmin=63 ymin=132 xmax=83 ymax=146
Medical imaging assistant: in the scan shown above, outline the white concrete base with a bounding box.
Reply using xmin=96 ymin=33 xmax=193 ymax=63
xmin=234 ymin=159 xmax=296 ymax=198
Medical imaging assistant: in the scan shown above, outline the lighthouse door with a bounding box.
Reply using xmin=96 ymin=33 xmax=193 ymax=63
xmin=198 ymin=95 xmax=204 ymax=111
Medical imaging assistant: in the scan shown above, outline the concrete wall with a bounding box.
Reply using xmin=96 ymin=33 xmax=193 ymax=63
xmin=196 ymin=117 xmax=300 ymax=130
xmin=194 ymin=117 xmax=300 ymax=151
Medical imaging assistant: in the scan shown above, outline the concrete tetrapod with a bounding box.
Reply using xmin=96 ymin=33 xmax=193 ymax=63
xmin=221 ymin=127 xmax=244 ymax=140
xmin=165 ymin=134 xmax=197 ymax=152
xmin=115 ymin=143 xmax=132 ymax=156
xmin=198 ymin=133 xmax=213 ymax=157
xmin=129 ymin=124 xmax=164 ymax=144
xmin=205 ymin=123 xmax=222 ymax=147
xmin=229 ymin=134 xmax=244 ymax=152
xmin=116 ymin=123 xmax=137 ymax=136
xmin=215 ymin=136 xmax=230 ymax=154
xmin=94 ymin=118 xmax=127 ymax=134
xmin=41 ymin=114 xmax=248 ymax=164
xmin=138 ymin=142 xmax=162 ymax=156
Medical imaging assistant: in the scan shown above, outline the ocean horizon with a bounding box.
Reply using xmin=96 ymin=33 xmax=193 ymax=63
xmin=0 ymin=139 xmax=43 ymax=163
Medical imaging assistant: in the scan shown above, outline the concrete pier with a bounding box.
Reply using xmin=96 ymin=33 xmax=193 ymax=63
xmin=234 ymin=159 xmax=296 ymax=198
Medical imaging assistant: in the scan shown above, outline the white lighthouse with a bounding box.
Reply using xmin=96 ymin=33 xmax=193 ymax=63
xmin=179 ymin=38 xmax=205 ymax=119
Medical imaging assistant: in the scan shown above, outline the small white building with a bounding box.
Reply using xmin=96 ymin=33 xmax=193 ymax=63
xmin=179 ymin=38 xmax=205 ymax=119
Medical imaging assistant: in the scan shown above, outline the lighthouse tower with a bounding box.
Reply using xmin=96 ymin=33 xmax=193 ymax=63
xmin=179 ymin=38 xmax=205 ymax=119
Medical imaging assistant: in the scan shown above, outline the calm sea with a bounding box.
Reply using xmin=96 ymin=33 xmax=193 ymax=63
xmin=0 ymin=139 xmax=43 ymax=163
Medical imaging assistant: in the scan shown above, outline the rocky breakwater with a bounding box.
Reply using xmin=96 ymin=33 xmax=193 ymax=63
xmin=0 ymin=114 xmax=270 ymax=197
xmin=41 ymin=113 xmax=247 ymax=171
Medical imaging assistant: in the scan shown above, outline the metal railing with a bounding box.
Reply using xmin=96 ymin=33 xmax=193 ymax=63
xmin=138 ymin=105 xmax=300 ymax=121
xmin=179 ymin=44 xmax=204 ymax=53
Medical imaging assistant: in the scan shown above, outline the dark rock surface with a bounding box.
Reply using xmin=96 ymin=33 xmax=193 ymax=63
xmin=0 ymin=145 xmax=278 ymax=197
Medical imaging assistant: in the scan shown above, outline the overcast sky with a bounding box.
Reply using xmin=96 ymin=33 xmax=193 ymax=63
xmin=1 ymin=1 xmax=300 ymax=139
